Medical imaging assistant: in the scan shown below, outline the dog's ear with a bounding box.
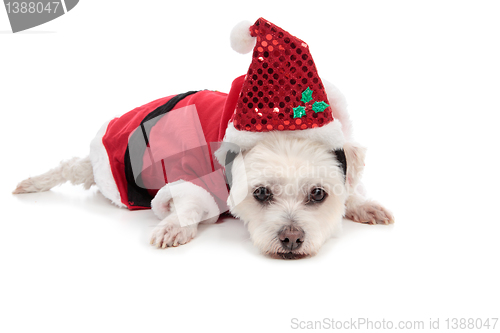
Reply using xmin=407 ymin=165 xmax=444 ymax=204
xmin=342 ymin=142 xmax=367 ymax=188
xmin=224 ymin=150 xmax=239 ymax=188
xmin=214 ymin=142 xmax=242 ymax=188
xmin=332 ymin=149 xmax=347 ymax=181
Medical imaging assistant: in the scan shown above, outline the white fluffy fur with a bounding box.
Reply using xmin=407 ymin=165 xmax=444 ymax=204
xmin=89 ymin=120 xmax=126 ymax=208
xmin=13 ymin=156 xmax=94 ymax=194
xmin=151 ymin=180 xmax=219 ymax=223
xmin=228 ymin=133 xmax=347 ymax=258
xmin=150 ymin=180 xmax=219 ymax=248
xmin=230 ymin=20 xmax=255 ymax=54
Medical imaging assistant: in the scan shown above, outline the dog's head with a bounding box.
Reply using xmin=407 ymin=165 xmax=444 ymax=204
xmin=226 ymin=132 xmax=358 ymax=259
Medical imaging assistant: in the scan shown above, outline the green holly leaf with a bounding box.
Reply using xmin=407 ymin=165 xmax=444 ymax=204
xmin=312 ymin=101 xmax=329 ymax=113
xmin=301 ymin=87 xmax=313 ymax=103
xmin=293 ymin=105 xmax=306 ymax=118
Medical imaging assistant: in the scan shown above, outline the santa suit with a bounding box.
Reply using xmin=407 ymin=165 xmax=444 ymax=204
xmin=93 ymin=76 xmax=245 ymax=211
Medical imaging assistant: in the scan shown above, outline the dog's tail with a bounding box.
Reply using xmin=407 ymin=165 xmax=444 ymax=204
xmin=13 ymin=156 xmax=95 ymax=194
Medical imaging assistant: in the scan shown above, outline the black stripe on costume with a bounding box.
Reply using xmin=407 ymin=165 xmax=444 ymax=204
xmin=124 ymin=91 xmax=199 ymax=208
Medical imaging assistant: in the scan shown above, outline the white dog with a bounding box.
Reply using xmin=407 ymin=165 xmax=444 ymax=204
xmin=13 ymin=18 xmax=393 ymax=259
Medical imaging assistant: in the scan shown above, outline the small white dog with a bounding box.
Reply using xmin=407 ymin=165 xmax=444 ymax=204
xmin=13 ymin=18 xmax=393 ymax=259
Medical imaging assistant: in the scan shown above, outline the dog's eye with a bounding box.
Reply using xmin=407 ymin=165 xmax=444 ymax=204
xmin=253 ymin=187 xmax=272 ymax=203
xmin=309 ymin=188 xmax=327 ymax=203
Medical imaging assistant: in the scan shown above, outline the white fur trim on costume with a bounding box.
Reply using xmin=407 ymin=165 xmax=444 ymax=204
xmin=89 ymin=120 xmax=126 ymax=208
xmin=230 ymin=20 xmax=255 ymax=54
xmin=151 ymin=180 xmax=220 ymax=226
xmin=215 ymin=119 xmax=345 ymax=164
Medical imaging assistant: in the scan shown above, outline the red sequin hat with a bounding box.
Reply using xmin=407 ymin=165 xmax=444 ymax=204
xmin=217 ymin=18 xmax=346 ymax=159
xmin=234 ymin=17 xmax=333 ymax=132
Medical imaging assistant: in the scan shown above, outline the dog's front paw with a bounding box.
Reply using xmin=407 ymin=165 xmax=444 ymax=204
xmin=150 ymin=218 xmax=198 ymax=249
xmin=345 ymin=200 xmax=394 ymax=225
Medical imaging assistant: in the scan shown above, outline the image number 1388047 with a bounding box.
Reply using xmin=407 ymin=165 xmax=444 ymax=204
xmin=6 ymin=1 xmax=61 ymax=14
xmin=3 ymin=0 xmax=79 ymax=33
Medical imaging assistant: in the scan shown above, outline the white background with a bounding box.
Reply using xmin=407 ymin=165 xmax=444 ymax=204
xmin=1 ymin=1 xmax=499 ymax=332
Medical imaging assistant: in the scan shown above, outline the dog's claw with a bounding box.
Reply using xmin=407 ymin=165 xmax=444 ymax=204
xmin=150 ymin=221 xmax=197 ymax=249
xmin=346 ymin=201 xmax=394 ymax=225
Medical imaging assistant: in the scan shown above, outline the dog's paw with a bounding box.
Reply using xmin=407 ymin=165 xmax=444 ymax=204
xmin=345 ymin=201 xmax=394 ymax=225
xmin=150 ymin=219 xmax=198 ymax=249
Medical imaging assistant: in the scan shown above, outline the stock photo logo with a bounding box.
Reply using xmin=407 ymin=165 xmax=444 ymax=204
xmin=3 ymin=0 xmax=78 ymax=32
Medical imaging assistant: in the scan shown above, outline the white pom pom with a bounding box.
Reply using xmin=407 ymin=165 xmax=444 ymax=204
xmin=230 ymin=20 xmax=255 ymax=54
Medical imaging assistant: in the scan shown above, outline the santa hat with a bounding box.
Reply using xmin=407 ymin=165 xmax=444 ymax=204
xmin=216 ymin=18 xmax=345 ymax=163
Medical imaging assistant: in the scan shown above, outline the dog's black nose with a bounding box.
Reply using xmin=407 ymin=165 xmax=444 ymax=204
xmin=278 ymin=226 xmax=305 ymax=251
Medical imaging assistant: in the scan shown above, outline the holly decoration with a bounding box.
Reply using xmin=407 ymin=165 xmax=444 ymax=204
xmin=293 ymin=105 xmax=306 ymax=118
xmin=301 ymin=87 xmax=313 ymax=103
xmin=293 ymin=87 xmax=329 ymax=118
xmin=312 ymin=101 xmax=329 ymax=113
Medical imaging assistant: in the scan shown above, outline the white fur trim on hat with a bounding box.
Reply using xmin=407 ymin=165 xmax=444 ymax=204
xmin=230 ymin=20 xmax=256 ymax=54
xmin=323 ymin=80 xmax=353 ymax=140
xmin=215 ymin=119 xmax=345 ymax=164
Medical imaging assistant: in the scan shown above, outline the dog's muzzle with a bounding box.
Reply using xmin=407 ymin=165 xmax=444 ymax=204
xmin=278 ymin=225 xmax=305 ymax=251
